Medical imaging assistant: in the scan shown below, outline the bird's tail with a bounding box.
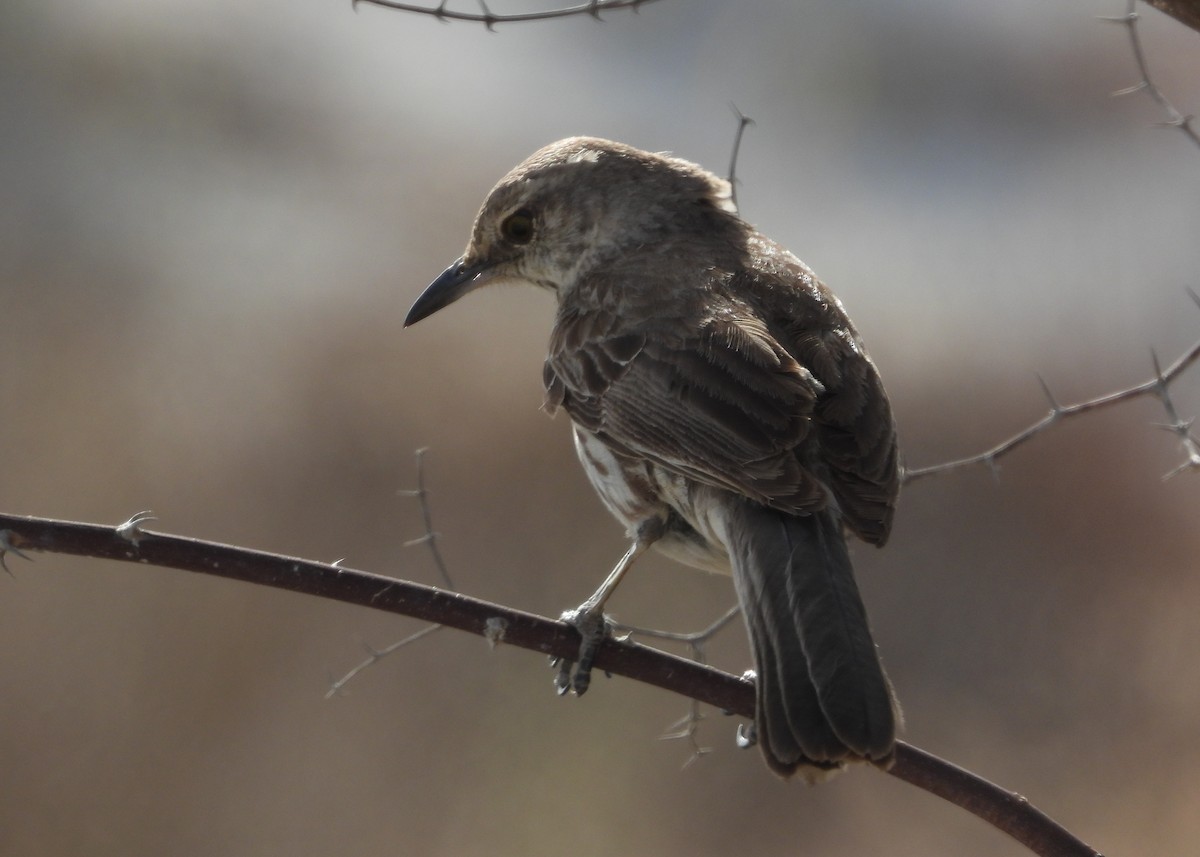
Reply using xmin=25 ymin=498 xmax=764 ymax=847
xmin=725 ymin=499 xmax=898 ymax=780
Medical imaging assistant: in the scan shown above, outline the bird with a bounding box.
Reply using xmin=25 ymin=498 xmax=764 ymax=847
xmin=404 ymin=137 xmax=901 ymax=780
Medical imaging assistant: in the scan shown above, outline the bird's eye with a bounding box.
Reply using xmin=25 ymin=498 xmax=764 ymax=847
xmin=500 ymin=209 xmax=536 ymax=245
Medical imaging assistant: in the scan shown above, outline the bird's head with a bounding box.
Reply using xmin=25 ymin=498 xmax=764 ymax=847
xmin=404 ymin=136 xmax=738 ymax=327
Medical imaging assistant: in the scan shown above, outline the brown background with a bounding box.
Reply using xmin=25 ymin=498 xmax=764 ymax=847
xmin=2 ymin=1 xmax=1199 ymax=855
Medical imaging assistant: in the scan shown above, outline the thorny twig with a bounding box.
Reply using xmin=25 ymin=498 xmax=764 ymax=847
xmin=352 ymin=0 xmax=660 ymax=29
xmin=909 ymin=9 xmax=1200 ymax=480
xmin=326 ymin=624 xmax=444 ymax=697
xmin=904 ymin=303 xmax=1200 ymax=484
xmin=1150 ymin=348 xmax=1200 ymax=478
xmin=328 ymin=449 xmax=452 ymax=694
xmin=400 ymin=448 xmax=454 ymax=590
xmin=1103 ymin=0 xmax=1200 ymax=151
xmin=616 ymin=605 xmax=742 ymax=767
xmin=725 ymin=105 xmax=755 ymax=212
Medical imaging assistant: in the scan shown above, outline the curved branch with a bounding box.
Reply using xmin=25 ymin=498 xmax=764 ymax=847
xmin=1105 ymin=1 xmax=1200 ymax=152
xmin=353 ymin=0 xmax=661 ymax=28
xmin=0 ymin=512 xmax=1100 ymax=857
xmin=903 ymin=321 xmax=1200 ymax=484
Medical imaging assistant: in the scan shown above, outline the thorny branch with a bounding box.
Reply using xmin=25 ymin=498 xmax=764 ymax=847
xmin=0 ymin=511 xmax=1100 ymax=857
xmin=352 ymin=0 xmax=660 ymax=29
xmin=904 ymin=301 xmax=1200 ymax=484
xmin=1104 ymin=0 xmax=1200 ymax=151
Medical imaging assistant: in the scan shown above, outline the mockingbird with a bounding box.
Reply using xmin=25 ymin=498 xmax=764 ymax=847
xmin=405 ymin=137 xmax=901 ymax=780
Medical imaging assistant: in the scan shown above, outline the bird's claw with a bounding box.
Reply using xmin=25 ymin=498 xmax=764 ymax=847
xmin=735 ymin=722 xmax=758 ymax=749
xmin=553 ymin=606 xmax=614 ymax=696
xmin=0 ymin=529 xmax=33 ymax=576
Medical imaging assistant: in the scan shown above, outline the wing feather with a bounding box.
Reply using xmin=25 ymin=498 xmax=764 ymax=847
xmin=545 ymin=250 xmax=899 ymax=544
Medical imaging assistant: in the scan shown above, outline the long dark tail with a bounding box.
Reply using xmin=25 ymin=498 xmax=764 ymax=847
xmin=725 ymin=498 xmax=898 ymax=779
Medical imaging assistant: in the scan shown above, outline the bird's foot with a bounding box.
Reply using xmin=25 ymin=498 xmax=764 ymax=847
xmin=552 ymin=606 xmax=615 ymax=696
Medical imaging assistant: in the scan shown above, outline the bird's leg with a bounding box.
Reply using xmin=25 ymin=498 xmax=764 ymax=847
xmin=555 ymin=518 xmax=664 ymax=696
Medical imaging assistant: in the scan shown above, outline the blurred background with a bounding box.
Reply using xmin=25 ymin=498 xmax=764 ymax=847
xmin=2 ymin=0 xmax=1199 ymax=854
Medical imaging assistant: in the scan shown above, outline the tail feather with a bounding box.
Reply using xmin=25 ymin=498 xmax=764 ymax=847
xmin=725 ymin=498 xmax=897 ymax=778
xmin=734 ymin=545 xmax=845 ymax=772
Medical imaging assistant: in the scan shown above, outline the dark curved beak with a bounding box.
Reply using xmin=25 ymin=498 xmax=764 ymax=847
xmin=405 ymin=257 xmax=492 ymax=327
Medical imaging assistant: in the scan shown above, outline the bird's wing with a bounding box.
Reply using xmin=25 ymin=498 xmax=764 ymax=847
xmin=544 ymin=267 xmax=898 ymax=544
xmin=544 ymin=299 xmax=832 ymax=516
xmin=750 ymin=258 xmax=899 ymax=546
xmin=787 ymin=323 xmax=898 ymax=546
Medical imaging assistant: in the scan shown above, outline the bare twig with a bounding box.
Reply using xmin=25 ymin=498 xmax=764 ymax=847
xmin=616 ymin=604 xmax=742 ymax=766
xmin=326 ymin=624 xmax=443 ymax=697
xmin=615 ymin=603 xmax=742 ymax=648
xmin=725 ymin=105 xmax=754 ymax=211
xmin=1149 ymin=348 xmax=1200 ymax=478
xmin=0 ymin=511 xmax=1102 ymax=857
xmin=329 ymin=449 xmax=454 ymax=694
xmin=1103 ymin=0 xmax=1200 ymax=151
xmin=904 ymin=324 xmax=1200 ymax=484
xmin=353 ymin=0 xmax=661 ymax=29
xmin=399 ymin=448 xmax=454 ymax=590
